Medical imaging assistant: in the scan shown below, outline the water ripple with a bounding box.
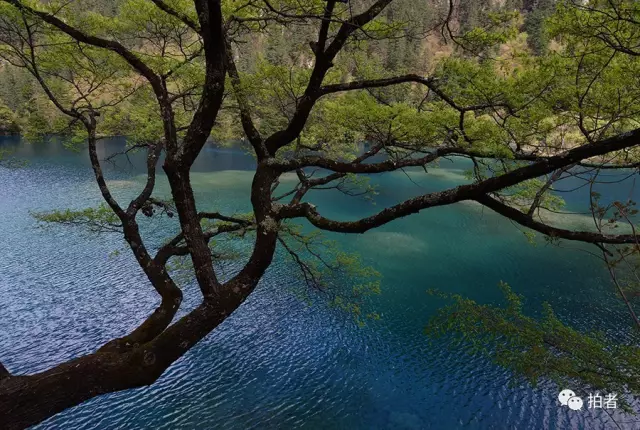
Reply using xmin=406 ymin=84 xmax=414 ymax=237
xmin=0 ymin=138 xmax=638 ymax=429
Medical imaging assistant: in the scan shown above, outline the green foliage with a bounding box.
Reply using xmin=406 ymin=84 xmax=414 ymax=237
xmin=0 ymin=148 xmax=25 ymax=168
xmin=8 ymin=1 xmax=640 ymax=412
xmin=31 ymin=205 xmax=122 ymax=233
xmin=426 ymin=282 xmax=640 ymax=412
xmin=0 ymin=98 xmax=19 ymax=133
xmin=522 ymin=0 xmax=555 ymax=55
xmin=278 ymin=222 xmax=382 ymax=326
xmin=456 ymin=10 xmax=522 ymax=54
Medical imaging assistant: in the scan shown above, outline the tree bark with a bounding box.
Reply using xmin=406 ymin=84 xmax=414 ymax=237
xmin=0 ymin=363 xmax=9 ymax=381
xmin=0 ymin=277 xmax=260 ymax=430
xmin=164 ymin=163 xmax=221 ymax=298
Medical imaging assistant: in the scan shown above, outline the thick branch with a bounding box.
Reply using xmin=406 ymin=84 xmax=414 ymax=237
xmin=7 ymin=3 xmax=187 ymax=353
xmin=86 ymin=119 xmax=127 ymax=218
xmin=263 ymin=0 xmax=394 ymax=155
xmin=0 ymin=298 xmax=244 ymax=430
xmin=227 ymin=166 xmax=281 ymax=287
xmin=177 ymin=0 xmax=226 ymax=167
xmin=97 ymin=220 xmax=184 ymax=352
xmin=159 ymin=1 xmax=227 ymax=300
xmin=274 ymin=147 xmax=459 ymax=173
xmin=316 ymin=0 xmax=336 ymax=53
xmin=279 ymin=128 xmax=640 ymax=232
xmin=224 ymin=36 xmax=264 ymax=157
xmin=164 ymin=167 xmax=221 ymax=297
xmin=0 ymin=363 xmax=9 ymax=381
xmin=98 ymin=288 xmax=182 ymax=353
xmin=476 ymin=195 xmax=638 ymax=245
xmin=127 ymin=141 xmax=163 ymax=216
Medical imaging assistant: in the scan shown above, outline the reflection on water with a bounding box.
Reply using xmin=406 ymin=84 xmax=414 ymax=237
xmin=1 ymin=136 xmax=639 ymax=429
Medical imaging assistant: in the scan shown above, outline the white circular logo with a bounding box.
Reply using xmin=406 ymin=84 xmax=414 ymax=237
xmin=567 ymin=396 xmax=583 ymax=411
xmin=558 ymin=389 xmax=576 ymax=406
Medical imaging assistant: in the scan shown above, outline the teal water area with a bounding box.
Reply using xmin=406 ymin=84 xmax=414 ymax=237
xmin=0 ymin=137 xmax=639 ymax=429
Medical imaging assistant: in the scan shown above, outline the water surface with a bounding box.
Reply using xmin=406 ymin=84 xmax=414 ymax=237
xmin=0 ymin=137 xmax=638 ymax=429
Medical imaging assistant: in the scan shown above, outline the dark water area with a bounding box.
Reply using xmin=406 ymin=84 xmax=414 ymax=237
xmin=1 ymin=136 xmax=639 ymax=429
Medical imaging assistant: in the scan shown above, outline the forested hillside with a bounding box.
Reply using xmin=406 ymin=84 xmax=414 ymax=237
xmin=0 ymin=0 xmax=554 ymax=136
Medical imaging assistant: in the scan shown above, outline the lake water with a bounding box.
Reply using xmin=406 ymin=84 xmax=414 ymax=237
xmin=0 ymin=137 xmax=639 ymax=429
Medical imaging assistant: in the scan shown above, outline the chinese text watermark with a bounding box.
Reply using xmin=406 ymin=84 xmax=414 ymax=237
xmin=558 ymin=389 xmax=617 ymax=411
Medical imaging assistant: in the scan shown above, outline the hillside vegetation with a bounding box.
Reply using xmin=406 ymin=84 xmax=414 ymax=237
xmin=0 ymin=0 xmax=553 ymax=136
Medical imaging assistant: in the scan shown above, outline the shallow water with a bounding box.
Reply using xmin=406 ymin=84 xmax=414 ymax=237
xmin=1 ymin=137 xmax=639 ymax=429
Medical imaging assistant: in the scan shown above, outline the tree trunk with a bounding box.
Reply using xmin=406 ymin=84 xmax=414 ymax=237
xmin=0 ymin=295 xmax=252 ymax=429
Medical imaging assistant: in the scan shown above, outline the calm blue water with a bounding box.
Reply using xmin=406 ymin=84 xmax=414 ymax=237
xmin=1 ymin=137 xmax=639 ymax=429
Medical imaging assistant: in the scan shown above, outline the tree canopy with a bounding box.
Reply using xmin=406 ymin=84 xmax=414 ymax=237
xmin=2 ymin=0 xmax=640 ymax=427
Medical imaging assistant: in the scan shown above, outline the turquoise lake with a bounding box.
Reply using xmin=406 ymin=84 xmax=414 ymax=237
xmin=1 ymin=137 xmax=639 ymax=429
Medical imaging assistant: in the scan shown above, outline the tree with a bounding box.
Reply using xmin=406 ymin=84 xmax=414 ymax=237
xmin=522 ymin=0 xmax=555 ymax=54
xmin=1 ymin=0 xmax=640 ymax=428
xmin=0 ymin=97 xmax=18 ymax=133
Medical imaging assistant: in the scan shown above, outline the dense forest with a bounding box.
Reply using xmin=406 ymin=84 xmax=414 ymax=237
xmin=0 ymin=0 xmax=555 ymax=135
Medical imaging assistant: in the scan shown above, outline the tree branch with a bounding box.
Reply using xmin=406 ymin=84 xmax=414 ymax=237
xmin=319 ymin=73 xmax=512 ymax=113
xmin=0 ymin=299 xmax=240 ymax=430
xmin=159 ymin=1 xmax=228 ymax=300
xmin=199 ymin=211 xmax=253 ymax=225
xmin=284 ymin=143 xmax=387 ymax=204
xmin=273 ymin=146 xmax=459 ymax=173
xmin=0 ymin=362 xmax=9 ymax=381
xmin=263 ymin=0 xmax=394 ymax=155
xmin=279 ymin=128 xmax=640 ymax=232
xmin=127 ymin=141 xmax=164 ymax=217
xmin=3 ymin=0 xmax=165 ymax=96
xmin=176 ymin=0 xmax=226 ymax=167
xmin=476 ymin=195 xmax=638 ymax=245
xmin=224 ymin=36 xmax=264 ymax=157
xmin=85 ymin=119 xmax=127 ymax=218
xmin=149 ymin=0 xmax=200 ymax=33
xmin=527 ymin=167 xmax=569 ymax=217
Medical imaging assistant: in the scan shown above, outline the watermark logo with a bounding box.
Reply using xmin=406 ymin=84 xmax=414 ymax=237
xmin=558 ymin=389 xmax=577 ymax=406
xmin=558 ymin=389 xmax=617 ymax=411
xmin=567 ymin=396 xmax=584 ymax=411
